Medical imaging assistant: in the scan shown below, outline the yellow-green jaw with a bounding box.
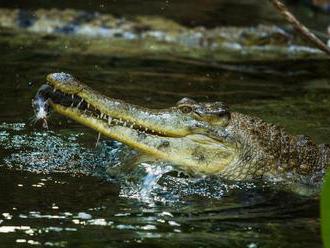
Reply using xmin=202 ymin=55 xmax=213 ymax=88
xmin=40 ymin=72 xmax=237 ymax=175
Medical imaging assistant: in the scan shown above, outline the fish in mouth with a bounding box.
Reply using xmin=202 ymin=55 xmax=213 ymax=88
xmin=33 ymin=72 xmax=329 ymax=188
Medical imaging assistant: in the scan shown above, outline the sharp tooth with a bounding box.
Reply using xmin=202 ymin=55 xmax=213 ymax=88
xmin=77 ymin=99 xmax=84 ymax=108
xmin=108 ymin=116 xmax=112 ymax=125
xmin=70 ymin=103 xmax=74 ymax=108
xmin=130 ymin=124 xmax=134 ymax=128
xmin=87 ymin=103 xmax=90 ymax=108
xmin=100 ymin=113 xmax=104 ymax=119
xmin=71 ymin=95 xmax=74 ymax=100
xmin=53 ymin=88 xmax=56 ymax=92
xmin=145 ymin=128 xmax=148 ymax=132
xmin=123 ymin=122 xmax=127 ymax=127
xmin=152 ymin=129 xmax=155 ymax=133
xmin=95 ymin=132 xmax=101 ymax=148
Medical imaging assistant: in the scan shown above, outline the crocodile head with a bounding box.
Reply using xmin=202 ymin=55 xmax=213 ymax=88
xmin=36 ymin=72 xmax=241 ymax=175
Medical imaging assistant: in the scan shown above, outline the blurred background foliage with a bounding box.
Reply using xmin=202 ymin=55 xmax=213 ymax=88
xmin=0 ymin=0 xmax=329 ymax=32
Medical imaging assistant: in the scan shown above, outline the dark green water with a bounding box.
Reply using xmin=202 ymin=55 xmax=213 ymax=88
xmin=0 ymin=1 xmax=330 ymax=247
xmin=0 ymin=42 xmax=329 ymax=248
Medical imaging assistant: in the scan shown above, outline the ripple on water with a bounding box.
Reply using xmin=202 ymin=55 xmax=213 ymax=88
xmin=0 ymin=120 xmax=322 ymax=247
xmin=0 ymin=122 xmax=124 ymax=177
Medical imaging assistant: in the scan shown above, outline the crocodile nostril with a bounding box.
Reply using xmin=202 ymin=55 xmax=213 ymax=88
xmin=47 ymin=72 xmax=75 ymax=84
xmin=218 ymin=110 xmax=229 ymax=118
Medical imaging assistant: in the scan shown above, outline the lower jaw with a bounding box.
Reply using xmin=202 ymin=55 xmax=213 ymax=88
xmin=49 ymin=101 xmax=175 ymax=157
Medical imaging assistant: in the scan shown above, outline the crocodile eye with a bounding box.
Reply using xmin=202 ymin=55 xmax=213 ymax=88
xmin=218 ymin=110 xmax=228 ymax=117
xmin=179 ymin=105 xmax=193 ymax=114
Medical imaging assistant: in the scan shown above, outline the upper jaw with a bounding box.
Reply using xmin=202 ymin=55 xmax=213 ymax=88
xmin=41 ymin=83 xmax=168 ymax=137
xmin=44 ymin=73 xmax=210 ymax=138
xmin=46 ymin=73 xmax=84 ymax=95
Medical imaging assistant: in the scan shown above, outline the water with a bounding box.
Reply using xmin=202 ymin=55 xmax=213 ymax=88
xmin=0 ymin=1 xmax=329 ymax=247
xmin=0 ymin=40 xmax=329 ymax=248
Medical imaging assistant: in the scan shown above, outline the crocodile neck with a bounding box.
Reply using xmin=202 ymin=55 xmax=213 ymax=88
xmin=224 ymin=112 xmax=329 ymax=183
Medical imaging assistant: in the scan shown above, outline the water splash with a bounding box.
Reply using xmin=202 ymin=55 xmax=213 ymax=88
xmin=0 ymin=121 xmax=262 ymax=205
xmin=0 ymin=122 xmax=126 ymax=178
xmin=138 ymin=162 xmax=173 ymax=204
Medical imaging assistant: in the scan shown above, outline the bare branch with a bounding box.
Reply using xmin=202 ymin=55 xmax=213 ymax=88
xmin=271 ymin=0 xmax=330 ymax=55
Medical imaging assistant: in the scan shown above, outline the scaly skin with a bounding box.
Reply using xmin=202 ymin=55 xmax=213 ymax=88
xmin=34 ymin=73 xmax=329 ymax=190
xmin=223 ymin=113 xmax=329 ymax=183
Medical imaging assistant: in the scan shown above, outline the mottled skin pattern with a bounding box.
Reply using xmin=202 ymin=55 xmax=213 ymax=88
xmin=223 ymin=113 xmax=329 ymax=184
xmin=33 ymin=73 xmax=330 ymax=193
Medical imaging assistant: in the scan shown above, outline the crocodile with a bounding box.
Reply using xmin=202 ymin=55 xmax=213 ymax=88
xmin=0 ymin=7 xmax=292 ymax=47
xmin=0 ymin=7 xmax=326 ymax=61
xmin=33 ymin=72 xmax=329 ymax=192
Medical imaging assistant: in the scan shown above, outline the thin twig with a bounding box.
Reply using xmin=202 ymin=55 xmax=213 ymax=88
xmin=271 ymin=0 xmax=330 ymax=55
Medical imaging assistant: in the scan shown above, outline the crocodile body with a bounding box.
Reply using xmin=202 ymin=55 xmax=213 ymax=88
xmin=0 ymin=8 xmax=291 ymax=47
